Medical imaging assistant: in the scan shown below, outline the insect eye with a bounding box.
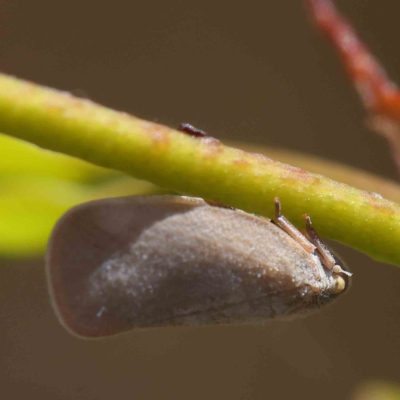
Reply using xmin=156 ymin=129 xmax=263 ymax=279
xmin=331 ymin=275 xmax=346 ymax=294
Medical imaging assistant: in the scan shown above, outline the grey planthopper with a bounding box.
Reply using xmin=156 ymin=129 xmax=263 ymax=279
xmin=46 ymin=195 xmax=352 ymax=338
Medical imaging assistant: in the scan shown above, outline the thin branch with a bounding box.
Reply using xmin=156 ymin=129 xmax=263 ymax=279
xmin=0 ymin=73 xmax=399 ymax=265
xmin=305 ymin=0 xmax=400 ymax=176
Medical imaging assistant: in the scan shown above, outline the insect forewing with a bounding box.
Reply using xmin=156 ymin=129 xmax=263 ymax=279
xmin=46 ymin=195 xmax=328 ymax=338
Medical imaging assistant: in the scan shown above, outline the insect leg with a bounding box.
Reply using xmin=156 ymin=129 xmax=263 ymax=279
xmin=273 ymin=198 xmax=316 ymax=254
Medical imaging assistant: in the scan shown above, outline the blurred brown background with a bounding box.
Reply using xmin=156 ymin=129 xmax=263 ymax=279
xmin=1 ymin=1 xmax=400 ymax=399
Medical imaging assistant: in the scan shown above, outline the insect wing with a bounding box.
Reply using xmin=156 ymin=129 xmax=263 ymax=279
xmin=46 ymin=195 xmax=326 ymax=338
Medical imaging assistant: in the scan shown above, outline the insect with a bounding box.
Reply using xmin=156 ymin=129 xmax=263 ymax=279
xmin=178 ymin=122 xmax=208 ymax=137
xmin=46 ymin=196 xmax=351 ymax=338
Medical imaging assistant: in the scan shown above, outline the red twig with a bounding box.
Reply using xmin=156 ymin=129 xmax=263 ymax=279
xmin=304 ymin=0 xmax=400 ymax=174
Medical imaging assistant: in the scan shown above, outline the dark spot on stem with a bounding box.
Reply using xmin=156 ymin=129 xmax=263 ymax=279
xmin=178 ymin=123 xmax=208 ymax=138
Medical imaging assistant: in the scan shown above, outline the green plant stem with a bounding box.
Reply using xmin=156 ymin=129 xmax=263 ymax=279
xmin=0 ymin=73 xmax=399 ymax=265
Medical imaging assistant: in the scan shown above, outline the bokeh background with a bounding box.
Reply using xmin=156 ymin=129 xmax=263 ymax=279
xmin=1 ymin=1 xmax=400 ymax=399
